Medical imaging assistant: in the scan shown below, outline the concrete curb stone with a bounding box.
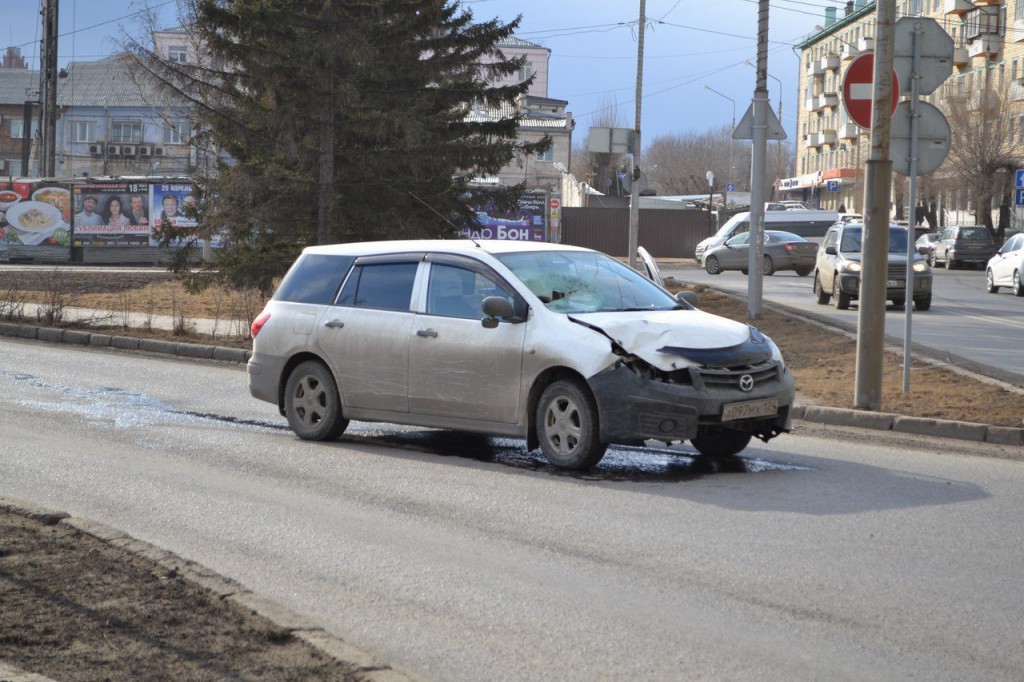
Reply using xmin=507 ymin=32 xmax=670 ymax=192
xmin=176 ymin=343 xmax=216 ymax=359
xmin=16 ymin=325 xmax=37 ymax=339
xmin=0 ymin=499 xmax=415 ymax=682
xmin=986 ymin=426 xmax=1024 ymax=446
xmin=110 ymin=335 xmax=141 ymax=350
xmin=89 ymin=333 xmax=112 ymax=347
xmin=36 ymin=327 xmax=63 ymax=343
xmin=803 ymin=406 xmax=896 ymax=431
xmin=893 ymin=416 xmax=988 ymax=442
xmin=138 ymin=338 xmax=179 ymax=355
xmin=62 ymin=329 xmax=91 ymax=345
xmin=213 ymin=346 xmax=249 ymax=363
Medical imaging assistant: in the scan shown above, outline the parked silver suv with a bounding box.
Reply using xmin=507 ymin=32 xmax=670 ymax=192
xmin=248 ymin=240 xmax=794 ymax=469
xmin=813 ymin=223 xmax=933 ymax=311
xmin=929 ymin=225 xmax=996 ymax=269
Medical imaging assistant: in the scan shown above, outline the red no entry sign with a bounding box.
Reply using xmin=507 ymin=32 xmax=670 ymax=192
xmin=842 ymin=52 xmax=899 ymax=129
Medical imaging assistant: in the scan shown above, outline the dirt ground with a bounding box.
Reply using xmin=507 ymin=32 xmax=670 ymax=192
xmin=0 ymin=266 xmax=1021 ymax=680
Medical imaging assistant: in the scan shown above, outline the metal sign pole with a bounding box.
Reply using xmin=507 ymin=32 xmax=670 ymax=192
xmin=903 ymin=21 xmax=922 ymax=394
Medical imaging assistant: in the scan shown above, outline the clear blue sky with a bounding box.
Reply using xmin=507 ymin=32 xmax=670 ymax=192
xmin=4 ymin=0 xmax=827 ymax=144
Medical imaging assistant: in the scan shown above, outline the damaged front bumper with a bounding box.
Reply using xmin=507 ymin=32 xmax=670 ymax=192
xmin=587 ymin=360 xmax=794 ymax=445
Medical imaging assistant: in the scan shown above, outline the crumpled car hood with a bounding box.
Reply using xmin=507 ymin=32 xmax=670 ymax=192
xmin=569 ymin=309 xmax=757 ymax=371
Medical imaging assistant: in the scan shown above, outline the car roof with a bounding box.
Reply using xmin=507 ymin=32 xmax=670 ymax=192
xmin=300 ymin=239 xmax=594 ymax=258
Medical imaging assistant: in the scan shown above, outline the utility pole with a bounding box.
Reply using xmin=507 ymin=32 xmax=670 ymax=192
xmin=628 ymin=0 xmax=646 ymax=271
xmin=39 ymin=0 xmax=58 ymax=177
xmin=855 ymin=0 xmax=897 ymax=410
xmin=746 ymin=0 xmax=771 ymax=320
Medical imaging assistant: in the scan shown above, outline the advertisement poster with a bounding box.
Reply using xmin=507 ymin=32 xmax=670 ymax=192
xmin=460 ymin=190 xmax=547 ymax=242
xmin=72 ymin=182 xmax=152 ymax=246
xmin=0 ymin=180 xmax=72 ymax=249
xmin=149 ymin=182 xmax=218 ymax=248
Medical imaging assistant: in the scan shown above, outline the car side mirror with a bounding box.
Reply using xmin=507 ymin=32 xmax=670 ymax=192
xmin=481 ymin=296 xmax=514 ymax=328
xmin=676 ymin=290 xmax=699 ymax=308
xmin=825 ymin=245 xmax=837 ymax=255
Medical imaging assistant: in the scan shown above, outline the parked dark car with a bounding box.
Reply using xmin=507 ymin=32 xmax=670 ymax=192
xmin=813 ymin=223 xmax=933 ymax=311
xmin=703 ymin=230 xmax=818 ymax=276
xmin=929 ymin=225 xmax=996 ymax=269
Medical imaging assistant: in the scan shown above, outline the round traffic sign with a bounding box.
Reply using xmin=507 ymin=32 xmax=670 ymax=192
xmin=842 ymin=53 xmax=899 ymax=129
xmin=550 ymin=198 xmax=560 ymax=209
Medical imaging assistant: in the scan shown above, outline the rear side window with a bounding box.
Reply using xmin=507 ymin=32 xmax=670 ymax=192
xmin=336 ymin=262 xmax=418 ymax=311
xmin=957 ymin=227 xmax=992 ymax=241
xmin=274 ymin=254 xmax=355 ymax=304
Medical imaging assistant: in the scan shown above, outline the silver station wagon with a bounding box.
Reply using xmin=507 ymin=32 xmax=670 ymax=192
xmin=248 ymin=240 xmax=795 ymax=469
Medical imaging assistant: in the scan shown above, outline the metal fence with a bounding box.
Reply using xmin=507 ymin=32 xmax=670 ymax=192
xmin=560 ymin=208 xmax=715 ymax=259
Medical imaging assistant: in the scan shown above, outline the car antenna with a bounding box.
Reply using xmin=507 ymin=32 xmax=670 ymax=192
xmin=407 ymin=191 xmax=481 ymax=247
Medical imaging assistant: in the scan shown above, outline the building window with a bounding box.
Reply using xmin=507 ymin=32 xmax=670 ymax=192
xmin=111 ymin=121 xmax=142 ymax=143
xmin=535 ymin=147 xmax=554 ymax=162
xmin=69 ymin=120 xmax=96 ymax=143
xmin=163 ymin=122 xmax=190 ymax=145
xmin=168 ymin=45 xmax=188 ymax=64
xmin=4 ymin=159 xmax=21 ymax=175
xmin=518 ymin=62 xmax=532 ymax=82
xmin=9 ymin=119 xmax=38 ymax=139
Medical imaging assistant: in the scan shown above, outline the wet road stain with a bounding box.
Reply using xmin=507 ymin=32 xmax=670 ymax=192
xmin=3 ymin=369 xmax=810 ymax=483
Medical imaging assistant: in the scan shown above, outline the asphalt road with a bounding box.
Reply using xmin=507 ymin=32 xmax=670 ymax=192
xmin=664 ymin=261 xmax=1024 ymax=384
xmin=2 ymin=339 xmax=1024 ymax=681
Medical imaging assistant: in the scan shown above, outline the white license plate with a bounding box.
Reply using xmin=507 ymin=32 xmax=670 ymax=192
xmin=886 ymin=280 xmax=904 ymax=288
xmin=722 ymin=398 xmax=779 ymax=421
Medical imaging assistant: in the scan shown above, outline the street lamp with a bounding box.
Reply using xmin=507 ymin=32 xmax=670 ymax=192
xmin=703 ymin=84 xmax=735 ymax=189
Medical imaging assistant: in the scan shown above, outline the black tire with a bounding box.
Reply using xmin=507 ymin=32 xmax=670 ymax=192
xmin=704 ymin=255 xmax=722 ymax=275
xmin=795 ymin=267 xmax=811 ymax=277
xmin=891 ymin=298 xmax=905 ymax=307
xmin=914 ymin=295 xmax=932 ymax=311
xmin=928 ymin=251 xmax=937 ymax=268
xmin=986 ymin=269 xmax=999 ymax=294
xmin=1014 ymin=270 xmax=1024 ymax=297
xmin=535 ymin=379 xmax=606 ymax=470
xmin=762 ymin=255 xmax=775 ymax=276
xmin=690 ymin=428 xmax=753 ymax=458
xmin=284 ymin=360 xmax=348 ymax=441
xmin=944 ymin=254 xmax=955 ymax=270
xmin=832 ymin=276 xmax=851 ymax=310
xmin=813 ymin=273 xmax=830 ymax=304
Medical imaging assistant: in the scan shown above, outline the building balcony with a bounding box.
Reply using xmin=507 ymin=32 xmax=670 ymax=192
xmin=807 ymin=60 xmax=824 ymax=76
xmin=943 ymin=0 xmax=973 ymax=14
xmin=806 ymin=133 xmax=824 ymax=148
xmin=818 ymin=131 xmax=838 ymax=146
xmin=839 ymin=122 xmax=860 ymax=139
xmin=858 ymin=36 xmax=874 ymax=52
xmin=1009 ymin=82 xmax=1024 ymax=102
xmin=841 ymin=43 xmax=861 ymax=60
xmin=966 ymin=33 xmax=1000 ymax=59
xmin=952 ymin=46 xmax=969 ymax=65
xmin=820 ymin=53 xmax=841 ymax=71
xmin=804 ymin=97 xmax=817 ymax=112
xmin=971 ymin=0 xmax=1001 ymax=5
xmin=817 ymin=92 xmax=839 ymax=109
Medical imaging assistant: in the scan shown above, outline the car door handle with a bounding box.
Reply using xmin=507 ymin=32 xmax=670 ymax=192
xmin=416 ymin=328 xmax=438 ymax=338
xmin=324 ymin=319 xmax=345 ymax=329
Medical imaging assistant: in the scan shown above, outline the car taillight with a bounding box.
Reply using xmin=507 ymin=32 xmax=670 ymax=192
xmin=785 ymin=244 xmax=796 ymax=252
xmin=251 ymin=311 xmax=271 ymax=338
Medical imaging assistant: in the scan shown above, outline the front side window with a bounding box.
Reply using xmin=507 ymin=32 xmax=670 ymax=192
xmin=426 ymin=264 xmax=510 ymax=319
xmin=497 ymin=250 xmax=681 ymax=314
xmin=337 ymin=262 xmax=417 ymax=311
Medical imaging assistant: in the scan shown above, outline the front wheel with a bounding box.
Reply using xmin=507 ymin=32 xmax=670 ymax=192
xmin=536 ymin=379 xmax=607 ymax=470
xmin=813 ymin=273 xmax=830 ymax=304
xmin=690 ymin=429 xmax=752 ymax=458
xmin=794 ymin=267 xmax=811 ymax=277
xmin=914 ymin=295 xmax=932 ymax=311
xmin=762 ymin=255 xmax=775 ymax=276
xmin=944 ymin=254 xmax=955 ymax=270
xmin=986 ymin=269 xmax=999 ymax=294
xmin=284 ymin=361 xmax=348 ymax=441
xmin=832 ymin=276 xmax=851 ymax=310
xmin=1014 ymin=270 xmax=1024 ymax=297
xmin=704 ymin=255 xmax=722 ymax=275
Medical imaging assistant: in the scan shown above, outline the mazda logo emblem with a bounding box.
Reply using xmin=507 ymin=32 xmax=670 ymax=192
xmin=739 ymin=374 xmax=754 ymax=392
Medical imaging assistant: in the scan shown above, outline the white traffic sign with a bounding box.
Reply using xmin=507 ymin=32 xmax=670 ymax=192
xmin=893 ymin=17 xmax=953 ymax=96
xmin=890 ymin=100 xmax=950 ymax=176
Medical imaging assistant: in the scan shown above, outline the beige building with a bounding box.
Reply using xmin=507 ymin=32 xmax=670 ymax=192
xmin=783 ymin=0 xmax=1022 ymax=217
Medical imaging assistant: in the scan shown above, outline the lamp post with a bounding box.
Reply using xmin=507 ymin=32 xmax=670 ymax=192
xmin=703 ymin=84 xmax=735 ymax=192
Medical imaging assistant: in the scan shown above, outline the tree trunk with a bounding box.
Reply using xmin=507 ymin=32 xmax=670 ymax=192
xmin=316 ymin=62 xmax=334 ymax=245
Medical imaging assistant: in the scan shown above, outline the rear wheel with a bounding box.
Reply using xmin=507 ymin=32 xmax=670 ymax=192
xmin=832 ymin=276 xmax=851 ymax=310
xmin=944 ymin=254 xmax=955 ymax=270
xmin=914 ymin=295 xmax=932 ymax=311
xmin=536 ymin=379 xmax=607 ymax=470
xmin=690 ymin=428 xmax=753 ymax=458
xmin=928 ymin=251 xmax=937 ymax=268
xmin=891 ymin=298 xmax=905 ymax=308
xmin=1014 ymin=270 xmax=1024 ymax=297
xmin=986 ymin=269 xmax=999 ymax=294
xmin=704 ymin=255 xmax=722 ymax=275
xmin=284 ymin=360 xmax=348 ymax=441
xmin=794 ymin=267 xmax=811 ymax=277
xmin=813 ymin=273 xmax=830 ymax=304
xmin=762 ymin=255 xmax=775 ymax=276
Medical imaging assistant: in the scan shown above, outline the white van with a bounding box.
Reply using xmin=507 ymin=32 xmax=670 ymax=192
xmin=694 ymin=209 xmax=839 ymax=262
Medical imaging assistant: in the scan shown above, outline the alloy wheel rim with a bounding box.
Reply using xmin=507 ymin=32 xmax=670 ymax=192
xmin=294 ymin=375 xmax=327 ymax=427
xmin=545 ymin=395 xmax=581 ymax=455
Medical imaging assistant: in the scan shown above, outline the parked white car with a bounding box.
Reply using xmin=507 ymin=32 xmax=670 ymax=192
xmin=248 ymin=240 xmax=795 ymax=469
xmin=985 ymin=233 xmax=1024 ymax=296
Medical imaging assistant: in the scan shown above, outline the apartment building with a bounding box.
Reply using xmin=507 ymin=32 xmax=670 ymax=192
xmin=783 ymin=0 xmax=1021 ymax=215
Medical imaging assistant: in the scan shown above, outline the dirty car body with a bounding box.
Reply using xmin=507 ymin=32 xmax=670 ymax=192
xmin=248 ymin=240 xmax=794 ymax=469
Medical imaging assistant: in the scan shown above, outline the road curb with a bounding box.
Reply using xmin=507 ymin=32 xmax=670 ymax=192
xmin=793 ymin=404 xmax=1023 ymax=446
xmin=0 ymin=320 xmax=251 ymax=364
xmin=0 ymin=496 xmax=418 ymax=682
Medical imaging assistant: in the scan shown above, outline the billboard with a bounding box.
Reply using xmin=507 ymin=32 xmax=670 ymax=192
xmin=460 ymin=190 xmax=548 ymax=241
xmin=72 ymin=182 xmax=152 ymax=246
xmin=0 ymin=180 xmax=72 ymax=248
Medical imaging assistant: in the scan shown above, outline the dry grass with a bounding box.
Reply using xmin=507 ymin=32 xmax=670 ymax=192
xmin=1 ymin=269 xmax=1021 ymax=427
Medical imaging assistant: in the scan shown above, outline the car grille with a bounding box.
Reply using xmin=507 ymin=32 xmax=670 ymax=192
xmin=696 ymin=360 xmax=781 ymax=390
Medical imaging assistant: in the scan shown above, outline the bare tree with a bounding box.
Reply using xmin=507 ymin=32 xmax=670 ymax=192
xmin=644 ymin=125 xmax=750 ymax=197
